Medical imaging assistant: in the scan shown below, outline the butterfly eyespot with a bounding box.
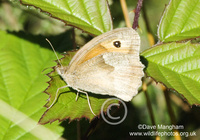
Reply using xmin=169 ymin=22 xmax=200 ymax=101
xmin=113 ymin=41 xmax=121 ymax=48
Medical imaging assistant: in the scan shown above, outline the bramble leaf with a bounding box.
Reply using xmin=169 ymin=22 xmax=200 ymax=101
xmin=141 ymin=42 xmax=200 ymax=105
xmin=39 ymin=52 xmax=119 ymax=124
xmin=0 ymin=30 xmax=64 ymax=139
xmin=20 ymin=0 xmax=113 ymax=35
xmin=158 ymin=0 xmax=200 ymax=42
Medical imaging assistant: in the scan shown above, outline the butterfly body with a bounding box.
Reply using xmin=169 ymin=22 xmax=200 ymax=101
xmin=56 ymin=27 xmax=144 ymax=102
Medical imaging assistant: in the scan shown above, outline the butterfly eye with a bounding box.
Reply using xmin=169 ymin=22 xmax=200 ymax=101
xmin=113 ymin=41 xmax=121 ymax=48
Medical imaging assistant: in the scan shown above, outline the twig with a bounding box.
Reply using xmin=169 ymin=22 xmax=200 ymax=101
xmin=77 ymin=121 xmax=81 ymax=140
xmin=120 ymin=0 xmax=131 ymax=27
xmin=163 ymin=86 xmax=181 ymax=140
xmin=132 ymin=0 xmax=144 ymax=29
xmin=72 ymin=28 xmax=77 ymax=49
xmin=143 ymin=82 xmax=160 ymax=140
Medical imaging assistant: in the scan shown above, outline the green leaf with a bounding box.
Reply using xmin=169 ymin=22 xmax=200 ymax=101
xmin=0 ymin=30 xmax=64 ymax=140
xmin=20 ymin=0 xmax=113 ymax=35
xmin=39 ymin=52 xmax=119 ymax=124
xmin=158 ymin=0 xmax=200 ymax=42
xmin=141 ymin=41 xmax=200 ymax=105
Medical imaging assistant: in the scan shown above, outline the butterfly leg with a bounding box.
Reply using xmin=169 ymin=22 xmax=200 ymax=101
xmin=75 ymin=91 xmax=79 ymax=101
xmin=48 ymin=85 xmax=69 ymax=109
xmin=76 ymin=89 xmax=96 ymax=116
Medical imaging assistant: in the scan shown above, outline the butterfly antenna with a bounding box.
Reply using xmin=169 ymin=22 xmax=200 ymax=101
xmin=46 ymin=38 xmax=63 ymax=68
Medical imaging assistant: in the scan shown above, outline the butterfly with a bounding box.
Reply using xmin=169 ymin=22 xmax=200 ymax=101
xmin=47 ymin=27 xmax=144 ymax=115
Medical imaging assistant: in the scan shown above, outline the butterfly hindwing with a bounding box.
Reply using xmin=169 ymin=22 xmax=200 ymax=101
xmin=69 ymin=52 xmax=144 ymax=101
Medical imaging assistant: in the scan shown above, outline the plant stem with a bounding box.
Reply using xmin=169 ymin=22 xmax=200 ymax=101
xmin=143 ymin=82 xmax=160 ymax=140
xmin=120 ymin=0 xmax=131 ymax=27
xmin=77 ymin=121 xmax=81 ymax=140
xmin=163 ymin=87 xmax=182 ymax=140
xmin=132 ymin=0 xmax=143 ymax=29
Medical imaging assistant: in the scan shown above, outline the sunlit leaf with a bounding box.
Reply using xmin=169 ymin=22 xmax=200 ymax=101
xmin=20 ymin=0 xmax=113 ymax=35
xmin=141 ymin=41 xmax=200 ymax=104
xmin=158 ymin=0 xmax=200 ymax=42
xmin=0 ymin=30 xmax=63 ymax=140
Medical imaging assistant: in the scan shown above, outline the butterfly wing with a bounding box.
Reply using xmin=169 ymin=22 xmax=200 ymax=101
xmin=65 ymin=27 xmax=144 ymax=101
xmin=67 ymin=27 xmax=140 ymax=72
xmin=67 ymin=52 xmax=144 ymax=101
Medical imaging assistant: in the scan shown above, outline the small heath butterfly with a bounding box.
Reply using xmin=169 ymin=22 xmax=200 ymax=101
xmin=48 ymin=27 xmax=144 ymax=115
